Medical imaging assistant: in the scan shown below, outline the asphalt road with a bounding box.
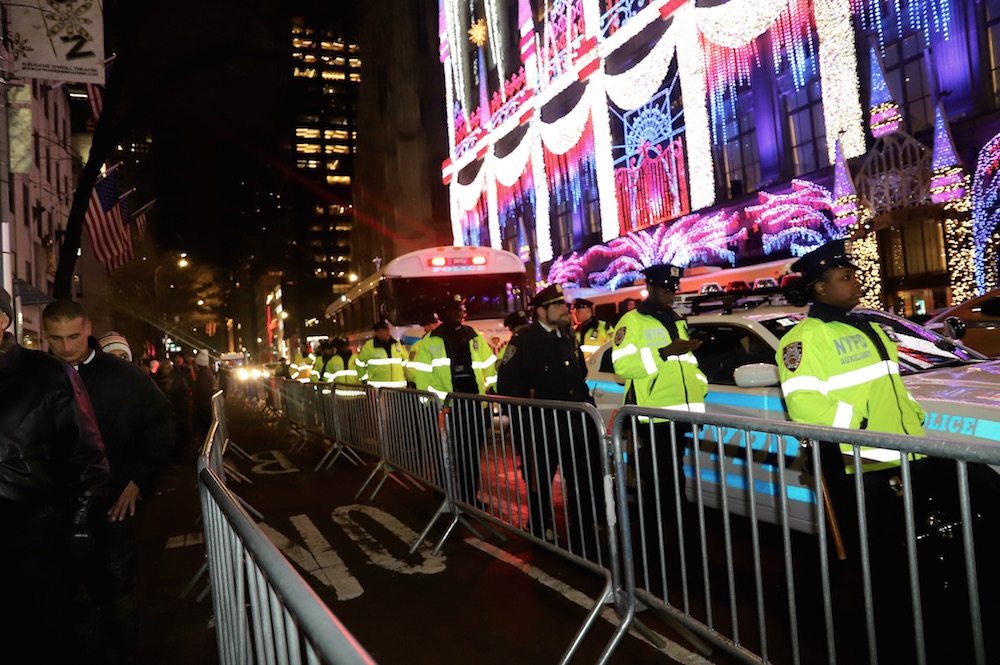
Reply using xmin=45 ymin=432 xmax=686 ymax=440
xmin=130 ymin=395 xmax=737 ymax=665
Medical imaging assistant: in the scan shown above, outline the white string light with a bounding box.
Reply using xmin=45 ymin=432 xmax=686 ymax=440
xmin=604 ymin=27 xmax=677 ymax=111
xmin=453 ymin=160 xmax=488 ymax=212
xmin=485 ymin=149 xmax=502 ymax=248
xmin=538 ymin=83 xmax=592 ymax=155
xmin=492 ymin=129 xmax=533 ymax=186
xmin=530 ymin=125 xmax=553 ymax=262
xmin=692 ymin=0 xmax=786 ymax=48
xmin=485 ymin=0 xmax=505 ymax=96
xmin=815 ymin=0 xmax=865 ymax=160
xmin=590 ymin=64 xmax=621 ymax=242
xmin=674 ymin=5 xmax=715 ymax=209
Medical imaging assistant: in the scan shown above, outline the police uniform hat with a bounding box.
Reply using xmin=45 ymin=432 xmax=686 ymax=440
xmin=642 ymin=264 xmax=684 ymax=290
xmin=572 ymin=298 xmax=595 ymax=310
xmin=420 ymin=313 xmax=440 ymax=326
xmin=372 ymin=318 xmax=390 ymax=331
xmin=504 ymin=309 xmax=529 ymax=330
xmin=530 ymin=283 xmax=565 ymax=309
xmin=437 ymin=293 xmax=466 ymax=313
xmin=0 ymin=286 xmax=13 ymax=329
xmin=332 ymin=335 xmax=351 ymax=348
xmin=791 ymin=240 xmax=859 ymax=286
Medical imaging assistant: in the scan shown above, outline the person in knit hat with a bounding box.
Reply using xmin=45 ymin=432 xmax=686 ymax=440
xmin=192 ymin=349 xmax=216 ymax=441
xmin=98 ymin=331 xmax=133 ymax=362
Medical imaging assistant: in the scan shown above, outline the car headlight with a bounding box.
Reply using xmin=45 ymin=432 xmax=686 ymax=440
xmin=250 ymin=368 xmax=262 ymax=379
xmin=237 ymin=368 xmax=250 ymax=380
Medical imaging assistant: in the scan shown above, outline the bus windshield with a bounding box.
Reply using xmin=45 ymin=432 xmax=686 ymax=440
xmin=383 ymin=273 xmax=525 ymax=324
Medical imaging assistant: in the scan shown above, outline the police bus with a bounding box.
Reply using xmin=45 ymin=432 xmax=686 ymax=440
xmin=325 ymin=246 xmax=528 ymax=353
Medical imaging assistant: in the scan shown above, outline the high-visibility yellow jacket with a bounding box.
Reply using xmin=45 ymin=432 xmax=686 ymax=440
xmin=611 ymin=307 xmax=707 ymax=416
xmin=312 ymin=353 xmax=359 ymax=384
xmin=404 ymin=335 xmax=430 ymax=384
xmin=411 ymin=327 xmax=497 ymax=399
xmin=777 ymin=311 xmax=925 ymax=473
xmin=291 ymin=351 xmax=314 ymax=382
xmin=576 ymin=319 xmax=611 ymax=357
xmin=356 ymin=338 xmax=406 ymax=388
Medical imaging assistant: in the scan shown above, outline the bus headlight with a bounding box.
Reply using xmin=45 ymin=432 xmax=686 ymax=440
xmin=237 ymin=368 xmax=250 ymax=380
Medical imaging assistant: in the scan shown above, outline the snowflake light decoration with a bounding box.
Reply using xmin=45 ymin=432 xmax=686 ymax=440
xmin=469 ymin=19 xmax=488 ymax=47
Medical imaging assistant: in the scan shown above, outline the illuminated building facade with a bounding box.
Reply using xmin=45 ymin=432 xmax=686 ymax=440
xmin=440 ymin=0 xmax=1000 ymax=315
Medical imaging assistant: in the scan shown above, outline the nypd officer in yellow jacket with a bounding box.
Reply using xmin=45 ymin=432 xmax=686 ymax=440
xmin=777 ymin=240 xmax=926 ymax=560
xmin=612 ymin=263 xmax=706 ymax=512
xmin=327 ymin=336 xmax=360 ymax=384
xmin=404 ymin=314 xmax=440 ymax=386
xmin=572 ymin=298 xmax=611 ymax=358
xmin=356 ymin=319 xmax=407 ymax=388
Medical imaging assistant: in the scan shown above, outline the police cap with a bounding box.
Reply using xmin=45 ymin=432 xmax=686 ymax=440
xmin=791 ymin=240 xmax=859 ymax=286
xmin=420 ymin=313 xmax=441 ymax=326
xmin=437 ymin=293 xmax=465 ymax=313
xmin=372 ymin=318 xmax=390 ymax=331
xmin=504 ymin=309 xmax=529 ymax=330
xmin=572 ymin=298 xmax=594 ymax=310
xmin=642 ymin=264 xmax=684 ymax=290
xmin=530 ymin=284 xmax=565 ymax=309
xmin=332 ymin=336 xmax=351 ymax=348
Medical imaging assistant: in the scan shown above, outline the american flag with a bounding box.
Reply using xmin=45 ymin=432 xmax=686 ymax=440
xmin=84 ymin=57 xmax=115 ymax=124
xmin=84 ymin=171 xmax=129 ymax=264
xmin=106 ymin=194 xmax=134 ymax=274
xmin=133 ymin=212 xmax=147 ymax=240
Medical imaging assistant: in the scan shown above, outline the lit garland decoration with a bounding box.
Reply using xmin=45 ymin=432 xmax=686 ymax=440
xmin=832 ymin=140 xmax=859 ymax=227
xmin=971 ymin=133 xmax=1000 ymax=295
xmin=485 ymin=151 xmax=502 ymax=249
xmin=603 ymin=26 xmax=677 ymax=111
xmin=484 ymin=0 xmax=505 ymax=95
xmin=589 ymin=66 xmax=621 ymax=242
xmin=694 ymin=0 xmax=816 ymax=145
xmin=540 ymin=0 xmax=586 ymax=85
xmin=469 ymin=18 xmax=488 ymax=48
xmin=814 ymin=0 xmax=865 ymax=160
xmin=492 ymin=129 xmax=532 ymax=187
xmin=600 ymin=0 xmax=677 ymax=52
xmin=530 ymin=125 xmax=554 ymax=262
xmin=538 ymin=83 xmax=591 ymax=154
xmin=851 ymin=217 xmax=884 ymax=308
xmin=849 ymin=0 xmax=953 ymax=57
xmin=458 ymin=189 xmax=490 ymax=246
xmin=929 ymin=105 xmax=965 ymax=204
xmin=445 ymin=0 xmax=470 ymax=119
xmin=496 ymin=157 xmax=537 ymax=264
xmin=747 ymin=179 xmax=844 ymax=256
xmin=453 ymin=160 xmax=488 ymax=213
xmin=616 ymin=138 xmax=689 ymax=236
xmin=543 ymin=115 xmax=599 ymax=234
xmin=674 ymin=4 xmax=715 ymax=209
xmin=868 ymin=47 xmax=901 ymax=138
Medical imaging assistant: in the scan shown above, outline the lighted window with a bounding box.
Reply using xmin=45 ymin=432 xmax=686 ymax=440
xmin=293 ymin=67 xmax=316 ymax=79
xmin=295 ymin=159 xmax=320 ymax=169
xmin=302 ymin=54 xmax=316 ymax=63
xmin=349 ymin=73 xmax=361 ymax=83
xmin=333 ymin=57 xmax=346 ymax=66
xmin=321 ymin=41 xmax=345 ymax=51
xmin=880 ymin=33 xmax=934 ymax=133
xmin=327 ymin=175 xmax=351 ymax=185
xmin=329 ymin=205 xmax=346 ymax=215
xmin=326 ymin=144 xmax=349 ymax=155
xmin=335 ymin=224 xmax=351 ymax=231
xmin=326 ymin=160 xmax=340 ymax=170
xmin=292 ymin=38 xmax=314 ymax=48
xmin=295 ymin=127 xmax=320 ymax=138
xmin=324 ymin=129 xmax=349 ymax=140
xmin=782 ymin=65 xmax=828 ymax=177
xmin=296 ymin=143 xmax=321 ymax=154
xmin=348 ymin=44 xmax=359 ymax=53
xmin=349 ymin=58 xmax=361 ymax=68
xmin=313 ymin=205 xmax=325 ymax=215
xmin=322 ymin=70 xmax=346 ymax=81
xmin=713 ymin=84 xmax=760 ymax=198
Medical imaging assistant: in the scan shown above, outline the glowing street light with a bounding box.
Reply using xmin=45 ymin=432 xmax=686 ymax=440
xmin=178 ymin=258 xmax=189 ymax=268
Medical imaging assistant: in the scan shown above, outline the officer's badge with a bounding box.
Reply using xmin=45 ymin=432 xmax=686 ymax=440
xmin=473 ymin=339 xmax=479 ymax=352
xmin=501 ymin=344 xmax=517 ymax=365
xmin=782 ymin=341 xmax=803 ymax=371
xmin=614 ymin=327 xmax=627 ymax=346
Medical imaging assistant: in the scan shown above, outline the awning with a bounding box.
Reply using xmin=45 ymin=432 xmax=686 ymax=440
xmin=13 ymin=278 xmax=54 ymax=306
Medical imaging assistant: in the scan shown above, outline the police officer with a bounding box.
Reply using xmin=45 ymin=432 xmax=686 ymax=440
xmin=497 ymin=284 xmax=601 ymax=549
xmin=612 ymin=264 xmax=706 ymax=513
xmin=495 ymin=310 xmax=529 ymax=365
xmin=404 ymin=314 xmax=440 ymax=386
xmin=572 ymin=298 xmax=611 ymax=358
xmin=777 ymin=240 xmax=925 ymax=561
xmin=310 ymin=339 xmax=338 ymax=383
xmin=356 ymin=320 xmax=407 ymax=388
xmin=413 ymin=295 xmax=497 ymax=507
xmin=328 ymin=336 xmax=360 ymax=384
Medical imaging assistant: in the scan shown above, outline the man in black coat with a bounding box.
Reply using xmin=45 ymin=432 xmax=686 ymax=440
xmin=0 ymin=288 xmax=110 ymax=662
xmin=497 ymin=284 xmax=603 ymax=553
xmin=43 ymin=300 xmax=175 ymax=659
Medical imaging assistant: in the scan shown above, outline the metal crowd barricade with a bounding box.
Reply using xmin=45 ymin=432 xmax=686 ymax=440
xmin=608 ymin=406 xmax=1000 ymax=665
xmin=198 ymin=421 xmax=378 ymax=665
xmin=329 ymin=381 xmax=383 ymax=462
xmin=429 ymin=393 xmax=634 ymax=664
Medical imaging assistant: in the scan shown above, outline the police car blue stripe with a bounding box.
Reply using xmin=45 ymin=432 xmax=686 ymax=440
xmin=402 ymin=335 xmax=423 ymax=347
xmin=684 ymin=466 xmax=817 ymax=504
xmin=705 ymin=391 xmax=786 ymax=413
xmin=973 ymin=418 xmax=1000 ymax=442
xmin=587 ymin=379 xmax=626 ymax=394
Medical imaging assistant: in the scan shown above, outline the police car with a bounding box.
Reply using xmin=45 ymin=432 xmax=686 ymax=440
xmin=586 ymin=304 xmax=998 ymax=534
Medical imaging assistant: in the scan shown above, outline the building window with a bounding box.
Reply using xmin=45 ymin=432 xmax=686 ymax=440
xmin=323 ymin=70 xmax=346 ymax=81
xmin=324 ymin=129 xmax=348 ymax=140
xmin=326 ymin=144 xmax=349 ymax=155
xmin=296 ymin=127 xmax=320 ymax=138
xmin=293 ymin=67 xmax=317 ymax=79
xmin=349 ymin=72 xmax=361 ymax=83
xmin=714 ymin=87 xmax=760 ymax=198
xmin=784 ymin=77 xmax=828 ymax=176
xmin=878 ymin=217 xmax=947 ymax=279
xmin=349 ymin=58 xmax=361 ymax=68
xmin=296 ymin=143 xmax=321 ymax=154
xmin=326 ymin=175 xmax=351 ymax=185
xmin=881 ymin=33 xmax=934 ymax=133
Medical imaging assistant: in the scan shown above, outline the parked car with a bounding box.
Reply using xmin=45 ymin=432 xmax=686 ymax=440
xmin=925 ymin=288 xmax=1000 ymax=357
xmin=585 ymin=304 xmax=996 ymax=535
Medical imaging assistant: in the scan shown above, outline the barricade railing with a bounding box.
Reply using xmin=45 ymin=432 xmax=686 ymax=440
xmin=198 ymin=415 xmax=377 ymax=665
xmin=368 ymin=387 xmax=445 ymax=495
xmin=329 ymin=381 xmax=383 ymax=462
xmin=430 ymin=393 xmax=631 ymax=664
xmin=608 ymin=406 xmax=1000 ymax=665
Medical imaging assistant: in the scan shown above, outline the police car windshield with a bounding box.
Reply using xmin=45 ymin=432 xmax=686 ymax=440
xmin=758 ymin=309 xmax=986 ymax=375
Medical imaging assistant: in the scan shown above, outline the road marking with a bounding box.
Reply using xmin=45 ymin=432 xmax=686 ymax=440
xmin=249 ymin=450 xmax=299 ymax=474
xmin=332 ymin=504 xmax=447 ymax=575
xmin=166 ymin=532 xmax=204 ymax=548
xmin=261 ymin=518 xmax=363 ymax=601
xmin=463 ymin=537 xmax=713 ymax=665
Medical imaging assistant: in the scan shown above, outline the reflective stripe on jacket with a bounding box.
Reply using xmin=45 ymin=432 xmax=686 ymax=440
xmin=611 ymin=309 xmax=707 ymax=418
xmin=356 ymin=339 xmax=407 ymax=388
xmin=576 ymin=319 xmax=611 ymax=356
xmin=411 ymin=330 xmax=497 ymax=400
xmin=777 ymin=316 xmax=925 ymax=473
